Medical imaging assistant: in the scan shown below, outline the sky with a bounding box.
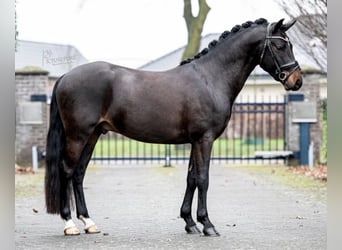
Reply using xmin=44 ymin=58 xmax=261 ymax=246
xmin=16 ymin=0 xmax=288 ymax=68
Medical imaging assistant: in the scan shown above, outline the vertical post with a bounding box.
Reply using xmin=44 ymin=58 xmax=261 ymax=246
xmin=286 ymin=93 xmax=304 ymax=166
xmin=282 ymin=95 xmax=287 ymax=153
xmin=32 ymin=146 xmax=38 ymax=172
xmin=308 ymin=142 xmax=314 ymax=168
xmin=164 ymin=144 xmax=171 ymax=167
xmin=299 ymin=123 xmax=310 ymax=165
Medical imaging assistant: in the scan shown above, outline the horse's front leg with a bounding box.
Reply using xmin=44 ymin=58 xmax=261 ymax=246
xmin=180 ymin=155 xmax=201 ymax=234
xmin=193 ymin=137 xmax=220 ymax=236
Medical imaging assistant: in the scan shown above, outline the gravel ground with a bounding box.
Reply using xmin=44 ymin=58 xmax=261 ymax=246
xmin=15 ymin=164 xmax=327 ymax=249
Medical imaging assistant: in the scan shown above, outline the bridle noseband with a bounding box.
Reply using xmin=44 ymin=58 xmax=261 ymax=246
xmin=259 ymin=23 xmax=300 ymax=84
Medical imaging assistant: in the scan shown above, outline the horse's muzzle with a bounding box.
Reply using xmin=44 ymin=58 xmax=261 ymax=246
xmin=284 ymin=69 xmax=302 ymax=91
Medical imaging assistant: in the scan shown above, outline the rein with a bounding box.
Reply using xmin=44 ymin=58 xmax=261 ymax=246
xmin=259 ymin=23 xmax=300 ymax=83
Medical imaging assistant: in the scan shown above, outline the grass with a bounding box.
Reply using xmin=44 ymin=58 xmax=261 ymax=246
xmin=234 ymin=164 xmax=327 ymax=203
xmin=92 ymin=138 xmax=285 ymax=158
xmin=15 ymin=170 xmax=45 ymax=197
xmin=15 ymin=166 xmax=99 ymax=198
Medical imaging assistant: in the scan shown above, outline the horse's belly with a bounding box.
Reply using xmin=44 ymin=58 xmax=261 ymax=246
xmin=109 ymin=111 xmax=188 ymax=144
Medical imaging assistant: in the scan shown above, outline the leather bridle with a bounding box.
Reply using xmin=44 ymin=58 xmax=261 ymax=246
xmin=259 ymin=23 xmax=300 ymax=84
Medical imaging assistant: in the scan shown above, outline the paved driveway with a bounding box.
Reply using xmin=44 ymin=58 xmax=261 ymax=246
xmin=15 ymin=164 xmax=326 ymax=249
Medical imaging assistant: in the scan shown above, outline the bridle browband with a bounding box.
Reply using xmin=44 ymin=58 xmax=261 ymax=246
xmin=259 ymin=23 xmax=300 ymax=84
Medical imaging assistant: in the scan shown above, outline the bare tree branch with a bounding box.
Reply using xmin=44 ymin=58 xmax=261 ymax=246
xmin=276 ymin=0 xmax=327 ymax=71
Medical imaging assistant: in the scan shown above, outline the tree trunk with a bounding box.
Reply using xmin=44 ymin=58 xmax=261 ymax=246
xmin=182 ymin=0 xmax=210 ymax=61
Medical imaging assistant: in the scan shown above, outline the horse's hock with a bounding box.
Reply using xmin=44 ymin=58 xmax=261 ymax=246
xmin=15 ymin=67 xmax=49 ymax=165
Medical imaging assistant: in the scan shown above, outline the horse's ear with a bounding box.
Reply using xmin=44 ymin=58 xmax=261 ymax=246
xmin=273 ymin=18 xmax=285 ymax=32
xmin=280 ymin=19 xmax=297 ymax=32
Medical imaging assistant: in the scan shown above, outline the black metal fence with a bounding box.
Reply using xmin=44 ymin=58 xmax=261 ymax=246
xmin=91 ymin=97 xmax=287 ymax=164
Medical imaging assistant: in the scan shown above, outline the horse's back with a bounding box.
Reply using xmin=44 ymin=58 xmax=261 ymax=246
xmin=59 ymin=61 xmax=122 ymax=85
xmin=56 ymin=61 xmax=135 ymax=102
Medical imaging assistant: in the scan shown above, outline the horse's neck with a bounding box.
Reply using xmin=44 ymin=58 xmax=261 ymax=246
xmin=197 ymin=32 xmax=262 ymax=103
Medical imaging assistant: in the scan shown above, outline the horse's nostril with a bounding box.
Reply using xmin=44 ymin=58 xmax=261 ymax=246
xmin=296 ymin=78 xmax=302 ymax=88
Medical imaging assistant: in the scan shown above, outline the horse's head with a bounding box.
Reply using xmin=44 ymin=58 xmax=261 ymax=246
xmin=259 ymin=19 xmax=302 ymax=91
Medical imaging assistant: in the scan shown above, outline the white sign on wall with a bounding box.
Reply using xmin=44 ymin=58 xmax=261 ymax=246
xmin=292 ymin=102 xmax=317 ymax=123
xmin=19 ymin=102 xmax=43 ymax=124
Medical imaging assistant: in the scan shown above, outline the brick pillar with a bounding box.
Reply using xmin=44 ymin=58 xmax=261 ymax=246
xmin=15 ymin=66 xmax=49 ymax=165
xmin=286 ymin=73 xmax=322 ymax=165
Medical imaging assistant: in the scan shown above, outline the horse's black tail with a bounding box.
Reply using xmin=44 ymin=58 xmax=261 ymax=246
xmin=45 ymin=76 xmax=70 ymax=214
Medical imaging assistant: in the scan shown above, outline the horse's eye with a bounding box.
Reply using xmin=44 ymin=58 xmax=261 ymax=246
xmin=273 ymin=42 xmax=286 ymax=50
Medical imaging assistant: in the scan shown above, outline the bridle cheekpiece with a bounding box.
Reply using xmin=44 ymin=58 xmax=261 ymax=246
xmin=259 ymin=23 xmax=300 ymax=84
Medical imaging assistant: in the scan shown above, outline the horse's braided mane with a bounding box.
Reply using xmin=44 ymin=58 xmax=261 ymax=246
xmin=179 ymin=18 xmax=268 ymax=66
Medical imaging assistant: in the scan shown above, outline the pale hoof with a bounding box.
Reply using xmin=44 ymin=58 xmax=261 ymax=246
xmin=85 ymin=224 xmax=101 ymax=234
xmin=64 ymin=226 xmax=81 ymax=236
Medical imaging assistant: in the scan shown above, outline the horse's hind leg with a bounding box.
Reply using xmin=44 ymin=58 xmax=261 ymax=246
xmin=61 ymin=132 xmax=91 ymax=235
xmin=72 ymin=131 xmax=101 ymax=234
xmin=59 ymin=169 xmax=78 ymax=235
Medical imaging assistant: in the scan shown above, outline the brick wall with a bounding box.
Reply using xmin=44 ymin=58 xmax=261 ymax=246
xmin=15 ymin=68 xmax=49 ymax=165
xmin=302 ymin=75 xmax=323 ymax=163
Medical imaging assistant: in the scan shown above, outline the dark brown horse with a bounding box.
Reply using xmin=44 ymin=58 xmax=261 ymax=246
xmin=45 ymin=18 xmax=302 ymax=236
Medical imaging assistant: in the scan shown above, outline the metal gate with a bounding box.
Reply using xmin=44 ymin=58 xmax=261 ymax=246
xmin=91 ymin=97 xmax=287 ymax=164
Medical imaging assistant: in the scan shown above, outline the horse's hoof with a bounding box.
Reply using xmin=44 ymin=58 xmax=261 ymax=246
xmin=185 ymin=225 xmax=201 ymax=234
xmin=203 ymin=227 xmax=220 ymax=237
xmin=85 ymin=224 xmax=101 ymax=234
xmin=64 ymin=226 xmax=81 ymax=236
